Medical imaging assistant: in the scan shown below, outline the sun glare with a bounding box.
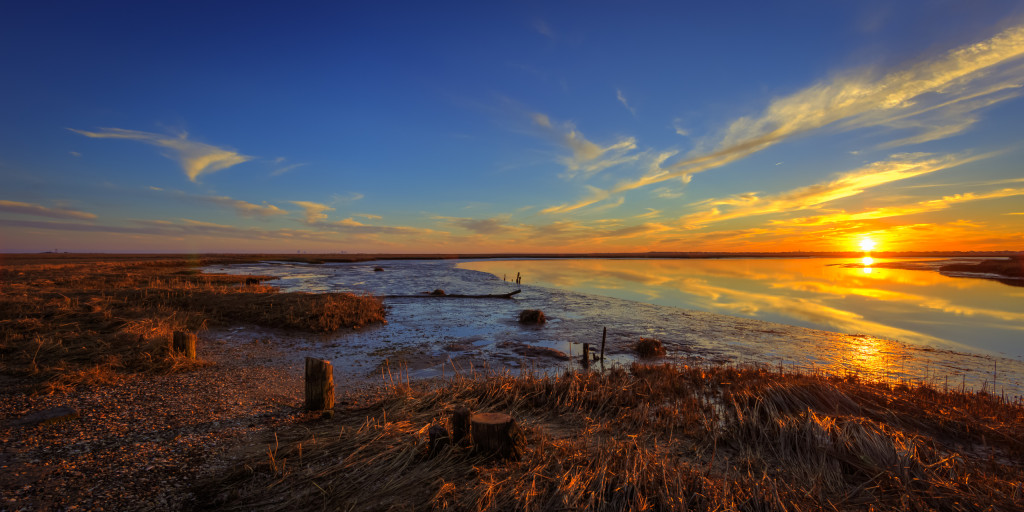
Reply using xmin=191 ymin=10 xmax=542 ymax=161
xmin=862 ymin=256 xmax=874 ymax=266
xmin=859 ymin=237 xmax=876 ymax=252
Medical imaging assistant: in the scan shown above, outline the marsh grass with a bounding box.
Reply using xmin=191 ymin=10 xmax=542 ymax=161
xmin=198 ymin=363 xmax=1024 ymax=511
xmin=0 ymin=256 xmax=385 ymax=391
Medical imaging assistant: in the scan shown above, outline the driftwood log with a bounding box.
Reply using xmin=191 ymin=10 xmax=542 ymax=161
xmin=385 ymin=290 xmax=521 ymax=299
xmin=470 ymin=412 xmax=520 ymax=459
xmin=172 ymin=331 xmax=196 ymax=359
xmin=304 ymin=357 xmax=335 ymax=411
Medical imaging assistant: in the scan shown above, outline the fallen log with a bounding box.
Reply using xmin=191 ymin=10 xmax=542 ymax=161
xmin=384 ymin=290 xmax=521 ymax=299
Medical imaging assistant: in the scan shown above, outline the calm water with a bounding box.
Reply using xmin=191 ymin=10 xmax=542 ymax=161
xmin=457 ymin=258 xmax=1024 ymax=359
xmin=205 ymin=258 xmax=1024 ymax=397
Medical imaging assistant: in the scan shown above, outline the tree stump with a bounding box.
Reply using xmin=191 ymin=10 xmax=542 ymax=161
xmin=470 ymin=412 xmax=519 ymax=459
xmin=172 ymin=331 xmax=196 ymax=359
xmin=428 ymin=425 xmax=451 ymax=456
xmin=518 ymin=309 xmax=546 ymax=324
xmin=304 ymin=357 xmax=335 ymax=411
xmin=452 ymin=406 xmax=471 ymax=444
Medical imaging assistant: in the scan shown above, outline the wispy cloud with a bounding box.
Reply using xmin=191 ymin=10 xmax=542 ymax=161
xmin=616 ymin=89 xmax=636 ymax=116
xmin=545 ymin=23 xmax=1024 ymax=213
xmin=441 ymin=216 xmax=521 ymax=235
xmin=356 ymin=213 xmax=382 ymax=220
xmin=332 ymin=192 xmax=364 ymax=202
xmin=672 ymin=118 xmax=690 ymax=137
xmin=532 ymin=112 xmax=640 ymax=178
xmin=200 ymin=195 xmax=288 ymax=217
xmin=778 ymin=185 xmax=1024 ymax=226
xmin=679 ymin=152 xmax=985 ymax=228
xmin=652 ymin=187 xmax=684 ymax=199
xmin=157 ymin=189 xmax=288 ymax=217
xmin=0 ymin=199 xmax=97 ymax=220
xmin=271 ymin=162 xmax=307 ymax=176
xmin=70 ymin=127 xmax=254 ymax=182
xmin=291 ymin=201 xmax=335 ymax=224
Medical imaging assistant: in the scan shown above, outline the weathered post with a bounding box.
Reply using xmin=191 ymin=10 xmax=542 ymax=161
xmin=172 ymin=331 xmax=196 ymax=359
xmin=428 ymin=425 xmax=451 ymax=456
xmin=582 ymin=343 xmax=591 ymax=369
xmin=304 ymin=357 xmax=335 ymax=412
xmin=600 ymin=327 xmax=607 ymax=370
xmin=470 ymin=412 xmax=519 ymax=459
xmin=452 ymin=406 xmax=471 ymax=444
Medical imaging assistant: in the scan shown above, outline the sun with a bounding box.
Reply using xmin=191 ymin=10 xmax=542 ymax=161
xmin=859 ymin=237 xmax=876 ymax=252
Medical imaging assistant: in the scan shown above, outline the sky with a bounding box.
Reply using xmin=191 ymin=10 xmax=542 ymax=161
xmin=2 ymin=1 xmax=1024 ymax=254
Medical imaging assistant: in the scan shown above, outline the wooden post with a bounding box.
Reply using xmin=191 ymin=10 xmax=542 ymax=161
xmin=452 ymin=406 xmax=471 ymax=444
xmin=582 ymin=343 xmax=590 ymax=369
xmin=470 ymin=412 xmax=519 ymax=459
xmin=428 ymin=425 xmax=450 ymax=456
xmin=304 ymin=357 xmax=335 ymax=412
xmin=600 ymin=327 xmax=607 ymax=370
xmin=172 ymin=331 xmax=196 ymax=359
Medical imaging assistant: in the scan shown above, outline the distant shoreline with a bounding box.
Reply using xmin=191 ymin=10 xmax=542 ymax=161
xmin=4 ymin=250 xmax=1021 ymax=262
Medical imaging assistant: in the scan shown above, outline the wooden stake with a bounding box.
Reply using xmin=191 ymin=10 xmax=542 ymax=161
xmin=304 ymin=357 xmax=335 ymax=411
xmin=582 ymin=343 xmax=590 ymax=369
xmin=428 ymin=425 xmax=450 ymax=456
xmin=470 ymin=412 xmax=519 ymax=459
xmin=452 ymin=406 xmax=471 ymax=444
xmin=600 ymin=327 xmax=606 ymax=366
xmin=172 ymin=331 xmax=196 ymax=359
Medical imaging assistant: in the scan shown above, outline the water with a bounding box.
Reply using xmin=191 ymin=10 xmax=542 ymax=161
xmin=203 ymin=258 xmax=1024 ymax=397
xmin=458 ymin=258 xmax=1024 ymax=359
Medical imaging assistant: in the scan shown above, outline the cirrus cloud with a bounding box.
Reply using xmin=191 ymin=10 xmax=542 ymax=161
xmin=70 ymin=127 xmax=254 ymax=182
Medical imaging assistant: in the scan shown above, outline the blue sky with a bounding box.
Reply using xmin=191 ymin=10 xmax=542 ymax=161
xmin=2 ymin=1 xmax=1024 ymax=253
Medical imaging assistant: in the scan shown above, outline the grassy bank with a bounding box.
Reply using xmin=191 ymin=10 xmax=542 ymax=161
xmin=197 ymin=363 xmax=1024 ymax=511
xmin=0 ymin=255 xmax=385 ymax=391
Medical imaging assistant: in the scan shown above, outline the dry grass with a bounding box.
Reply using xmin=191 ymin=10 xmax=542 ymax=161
xmin=0 ymin=255 xmax=385 ymax=391
xmin=197 ymin=363 xmax=1024 ymax=511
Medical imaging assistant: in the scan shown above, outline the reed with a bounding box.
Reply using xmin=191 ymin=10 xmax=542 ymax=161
xmin=197 ymin=363 xmax=1024 ymax=511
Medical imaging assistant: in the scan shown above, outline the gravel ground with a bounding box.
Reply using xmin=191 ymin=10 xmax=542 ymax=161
xmin=0 ymin=335 xmax=372 ymax=511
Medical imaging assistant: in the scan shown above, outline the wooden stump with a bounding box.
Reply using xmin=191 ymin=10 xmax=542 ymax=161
xmin=304 ymin=357 xmax=335 ymax=411
xmin=172 ymin=331 xmax=196 ymax=359
xmin=518 ymin=309 xmax=546 ymax=324
xmin=428 ymin=425 xmax=451 ymax=456
xmin=452 ymin=406 xmax=471 ymax=444
xmin=582 ymin=343 xmax=591 ymax=369
xmin=470 ymin=412 xmax=519 ymax=459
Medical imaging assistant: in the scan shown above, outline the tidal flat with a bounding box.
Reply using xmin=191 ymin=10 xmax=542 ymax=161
xmin=2 ymin=254 xmax=1023 ymax=511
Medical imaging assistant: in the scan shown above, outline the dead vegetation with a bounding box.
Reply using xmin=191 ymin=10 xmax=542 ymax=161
xmin=197 ymin=363 xmax=1024 ymax=511
xmin=0 ymin=256 xmax=385 ymax=392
